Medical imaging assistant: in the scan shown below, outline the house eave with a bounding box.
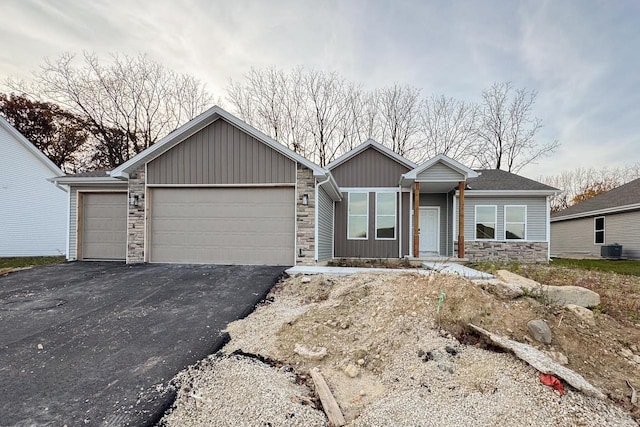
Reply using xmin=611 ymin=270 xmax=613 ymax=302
xmin=551 ymin=203 xmax=640 ymax=222
xmin=326 ymin=139 xmax=417 ymax=171
xmin=458 ymin=190 xmax=559 ymax=197
xmin=49 ymin=176 xmax=127 ymax=185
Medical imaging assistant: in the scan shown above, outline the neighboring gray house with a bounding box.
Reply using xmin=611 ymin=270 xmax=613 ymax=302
xmin=52 ymin=106 xmax=557 ymax=265
xmin=551 ymin=178 xmax=640 ymax=259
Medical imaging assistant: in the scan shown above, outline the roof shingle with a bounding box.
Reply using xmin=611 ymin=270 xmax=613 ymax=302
xmin=551 ymin=177 xmax=640 ymax=219
xmin=467 ymin=169 xmax=558 ymax=191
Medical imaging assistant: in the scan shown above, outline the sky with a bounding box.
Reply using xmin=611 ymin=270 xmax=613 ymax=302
xmin=1 ymin=0 xmax=639 ymax=179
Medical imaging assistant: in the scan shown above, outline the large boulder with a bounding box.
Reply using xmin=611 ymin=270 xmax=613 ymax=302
xmin=545 ymin=286 xmax=600 ymax=308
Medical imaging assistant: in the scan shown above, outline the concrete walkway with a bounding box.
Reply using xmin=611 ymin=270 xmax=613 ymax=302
xmin=286 ymin=263 xmax=493 ymax=280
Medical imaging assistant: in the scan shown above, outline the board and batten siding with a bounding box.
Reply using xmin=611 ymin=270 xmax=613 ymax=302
xmin=316 ymin=185 xmax=334 ymax=262
xmin=147 ymin=118 xmax=296 ymax=185
xmin=330 ymin=147 xmax=410 ymax=187
xmin=460 ymin=196 xmax=547 ymax=242
xmin=0 ymin=124 xmax=67 ymax=257
xmin=68 ymin=184 xmax=127 ymax=260
xmin=551 ymin=210 xmax=640 ymax=259
xmin=417 ymin=162 xmax=464 ymax=182
xmin=420 ymin=192 xmax=454 ymax=256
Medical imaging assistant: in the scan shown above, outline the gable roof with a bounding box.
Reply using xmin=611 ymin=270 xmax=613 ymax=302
xmin=403 ymin=154 xmax=478 ymax=181
xmin=326 ymin=139 xmax=417 ymax=171
xmin=0 ymin=115 xmax=64 ymax=176
xmin=466 ymin=169 xmax=558 ymax=192
xmin=110 ymin=105 xmax=327 ymax=179
xmin=551 ymin=177 xmax=640 ymax=221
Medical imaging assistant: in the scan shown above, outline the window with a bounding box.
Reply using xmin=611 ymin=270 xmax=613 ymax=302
xmin=348 ymin=192 xmax=368 ymax=239
xmin=594 ymin=217 xmax=605 ymax=244
xmin=376 ymin=192 xmax=396 ymax=239
xmin=505 ymin=206 xmax=526 ymax=240
xmin=475 ymin=205 xmax=496 ymax=239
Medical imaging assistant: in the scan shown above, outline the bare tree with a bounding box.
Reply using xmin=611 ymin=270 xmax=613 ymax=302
xmin=6 ymin=52 xmax=213 ymax=168
xmin=376 ymin=84 xmax=421 ymax=157
xmin=417 ymin=95 xmax=478 ymax=164
xmin=475 ymin=82 xmax=558 ymax=173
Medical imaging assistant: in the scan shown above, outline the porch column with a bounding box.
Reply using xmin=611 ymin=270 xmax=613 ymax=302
xmin=457 ymin=181 xmax=465 ymax=258
xmin=413 ymin=182 xmax=420 ymax=257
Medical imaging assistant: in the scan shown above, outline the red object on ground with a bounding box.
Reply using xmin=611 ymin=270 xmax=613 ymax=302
xmin=540 ymin=373 xmax=566 ymax=395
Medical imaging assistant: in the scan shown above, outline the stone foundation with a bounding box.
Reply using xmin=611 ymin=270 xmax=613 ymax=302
xmin=457 ymin=241 xmax=549 ymax=263
xmin=296 ymin=165 xmax=316 ymax=265
xmin=126 ymin=166 xmax=146 ymax=263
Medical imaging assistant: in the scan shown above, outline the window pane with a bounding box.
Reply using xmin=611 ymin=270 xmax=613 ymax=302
xmin=377 ymin=193 xmax=395 ymax=215
xmin=476 ymin=223 xmax=495 ymax=239
xmin=349 ymin=216 xmax=368 ymax=239
xmin=506 ymin=223 xmax=525 ymax=240
xmin=376 ymin=216 xmax=396 ymax=239
xmin=595 ymin=217 xmax=604 ymax=230
xmin=506 ymin=206 xmax=525 ymax=223
xmin=349 ymin=193 xmax=368 ymax=215
xmin=476 ymin=206 xmax=496 ymax=223
xmin=595 ymin=230 xmax=604 ymax=244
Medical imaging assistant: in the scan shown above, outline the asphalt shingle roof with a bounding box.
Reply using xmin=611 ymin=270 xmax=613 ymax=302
xmin=466 ymin=169 xmax=558 ymax=191
xmin=551 ymin=177 xmax=640 ymax=219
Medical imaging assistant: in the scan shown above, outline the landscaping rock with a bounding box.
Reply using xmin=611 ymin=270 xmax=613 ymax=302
xmin=527 ymin=319 xmax=552 ymax=344
xmin=294 ymin=344 xmax=327 ymax=360
xmin=478 ymin=280 xmax=525 ymax=299
xmin=565 ymin=304 xmax=596 ymax=325
xmin=496 ymin=270 xmax=542 ymax=292
xmin=546 ymin=350 xmax=569 ymax=365
xmin=343 ymin=364 xmax=360 ymax=378
xmin=545 ymin=286 xmax=600 ymax=308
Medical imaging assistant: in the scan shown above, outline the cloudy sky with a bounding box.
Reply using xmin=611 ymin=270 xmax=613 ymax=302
xmin=1 ymin=0 xmax=638 ymax=179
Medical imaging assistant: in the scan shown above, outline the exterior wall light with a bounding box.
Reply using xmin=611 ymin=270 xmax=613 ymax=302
xmin=129 ymin=194 xmax=139 ymax=207
xmin=302 ymin=194 xmax=309 ymax=206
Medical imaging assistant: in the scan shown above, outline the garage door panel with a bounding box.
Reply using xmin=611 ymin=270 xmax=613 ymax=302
xmin=81 ymin=193 xmax=127 ymax=260
xmin=150 ymin=188 xmax=295 ymax=265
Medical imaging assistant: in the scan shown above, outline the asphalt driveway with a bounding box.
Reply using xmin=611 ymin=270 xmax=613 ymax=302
xmin=0 ymin=262 xmax=285 ymax=426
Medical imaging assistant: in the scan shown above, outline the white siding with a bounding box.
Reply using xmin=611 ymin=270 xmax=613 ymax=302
xmin=460 ymin=196 xmax=548 ymax=242
xmin=0 ymin=125 xmax=67 ymax=256
xmin=317 ymin=185 xmax=334 ymax=262
xmin=417 ymin=162 xmax=464 ymax=181
xmin=551 ymin=210 xmax=640 ymax=259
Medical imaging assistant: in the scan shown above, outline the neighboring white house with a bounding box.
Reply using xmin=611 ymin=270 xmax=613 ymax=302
xmin=0 ymin=116 xmax=67 ymax=257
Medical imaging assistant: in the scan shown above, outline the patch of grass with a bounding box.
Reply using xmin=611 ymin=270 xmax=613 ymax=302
xmin=0 ymin=256 xmax=66 ymax=270
xmin=550 ymin=258 xmax=640 ymax=276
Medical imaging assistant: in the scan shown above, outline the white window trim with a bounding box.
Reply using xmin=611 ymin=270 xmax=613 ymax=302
xmin=504 ymin=205 xmax=527 ymax=241
xmin=347 ymin=192 xmax=369 ymax=240
xmin=594 ymin=216 xmax=605 ymax=245
xmin=475 ymin=205 xmax=497 ymax=240
xmin=375 ymin=191 xmax=397 ymax=240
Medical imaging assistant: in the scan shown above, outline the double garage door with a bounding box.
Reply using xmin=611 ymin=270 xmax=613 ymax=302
xmin=148 ymin=187 xmax=295 ymax=265
xmin=80 ymin=188 xmax=295 ymax=265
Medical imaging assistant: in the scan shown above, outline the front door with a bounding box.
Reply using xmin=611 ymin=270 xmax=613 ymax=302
xmin=419 ymin=207 xmax=439 ymax=254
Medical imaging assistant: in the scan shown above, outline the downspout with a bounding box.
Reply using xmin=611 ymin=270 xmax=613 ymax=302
xmin=546 ymin=195 xmax=551 ymax=261
xmin=316 ymin=174 xmax=332 ymax=263
xmin=398 ymin=184 xmax=402 ymax=258
xmin=446 ymin=191 xmax=449 ymax=257
xmin=409 ymin=184 xmax=414 ymax=258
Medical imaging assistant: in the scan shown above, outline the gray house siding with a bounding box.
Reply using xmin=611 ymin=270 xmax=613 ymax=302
xmin=317 ymin=185 xmax=334 ymax=262
xmin=551 ymin=210 xmax=640 ymax=259
xmin=147 ymin=118 xmax=296 ymax=185
xmin=330 ymin=147 xmax=410 ymax=187
xmin=417 ymin=162 xmax=464 ymax=182
xmin=461 ymin=196 xmax=547 ymax=241
xmin=419 ymin=192 xmax=454 ymax=256
xmin=334 ymin=191 xmax=400 ymax=258
xmin=68 ymin=184 xmax=128 ymax=260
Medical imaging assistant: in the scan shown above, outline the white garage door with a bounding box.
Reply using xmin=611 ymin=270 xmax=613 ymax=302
xmin=149 ymin=187 xmax=295 ymax=265
xmin=81 ymin=192 xmax=127 ymax=260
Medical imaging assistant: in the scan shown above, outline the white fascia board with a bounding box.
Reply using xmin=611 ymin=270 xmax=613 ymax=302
xmin=550 ymin=203 xmax=640 ymax=222
xmin=49 ymin=176 xmax=127 ymax=185
xmin=326 ymin=139 xmax=417 ymax=170
xmin=0 ymin=115 xmax=65 ymax=177
xmin=459 ymin=190 xmax=559 ymax=197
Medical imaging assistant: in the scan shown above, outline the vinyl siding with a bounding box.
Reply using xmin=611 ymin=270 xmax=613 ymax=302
xmin=0 ymin=125 xmax=67 ymax=257
xmin=417 ymin=162 xmax=464 ymax=182
xmin=460 ymin=196 xmax=547 ymax=242
xmin=147 ymin=118 xmax=296 ymax=185
xmin=551 ymin=210 xmax=640 ymax=259
xmin=317 ymin=185 xmax=334 ymax=262
xmin=68 ymin=184 xmax=128 ymax=260
xmin=420 ymin=193 xmax=454 ymax=256
xmin=335 ymin=191 xmax=400 ymax=258
xmin=330 ymin=147 xmax=410 ymax=187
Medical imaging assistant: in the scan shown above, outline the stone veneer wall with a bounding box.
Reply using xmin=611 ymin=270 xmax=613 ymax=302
xmin=457 ymin=241 xmax=549 ymax=263
xmin=296 ymin=165 xmax=316 ymax=265
xmin=127 ymin=166 xmax=146 ymax=263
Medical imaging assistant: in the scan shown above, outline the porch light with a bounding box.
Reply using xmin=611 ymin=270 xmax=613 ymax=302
xmin=302 ymin=194 xmax=309 ymax=206
xmin=129 ymin=194 xmax=139 ymax=207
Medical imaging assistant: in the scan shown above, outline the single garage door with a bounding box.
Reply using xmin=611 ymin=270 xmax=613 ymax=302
xmin=149 ymin=187 xmax=295 ymax=265
xmin=80 ymin=192 xmax=127 ymax=260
